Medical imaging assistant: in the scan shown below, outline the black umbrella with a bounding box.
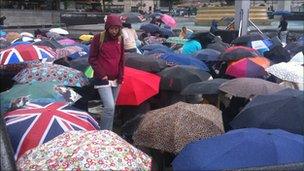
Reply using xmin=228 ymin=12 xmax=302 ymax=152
xmin=219 ymin=46 xmax=260 ymax=61
xmin=230 ymin=89 xmax=304 ymax=135
xmin=264 ymin=45 xmax=291 ymax=63
xmin=231 ymin=34 xmax=265 ymax=46
xmin=33 ymin=39 xmax=63 ymax=49
xmin=69 ymin=57 xmax=89 ymax=72
xmin=189 ymin=32 xmax=216 ymax=47
xmin=181 ymin=78 xmax=228 ymax=95
xmin=120 ymin=12 xmax=145 ymax=23
xmin=158 ymin=65 xmax=212 ymax=92
xmin=125 ymin=53 xmax=167 ymax=73
xmin=285 ymin=43 xmax=304 ymax=57
xmin=194 ymin=49 xmax=221 ymax=62
xmin=207 ymin=42 xmax=230 ymax=53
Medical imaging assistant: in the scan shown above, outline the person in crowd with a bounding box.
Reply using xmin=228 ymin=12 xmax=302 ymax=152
xmin=210 ymin=20 xmax=218 ymax=34
xmin=121 ymin=22 xmax=138 ymax=53
xmin=144 ymin=31 xmax=166 ymax=45
xmin=278 ymin=16 xmax=288 ymax=45
xmin=88 ymin=14 xmax=125 ymax=130
xmin=179 ymin=26 xmax=193 ymax=39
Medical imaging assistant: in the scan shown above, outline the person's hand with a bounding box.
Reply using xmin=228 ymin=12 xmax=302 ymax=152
xmin=102 ymin=76 xmax=108 ymax=80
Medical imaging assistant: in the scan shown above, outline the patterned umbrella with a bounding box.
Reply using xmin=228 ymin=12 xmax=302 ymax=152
xmin=0 ymin=39 xmax=11 ymax=50
xmin=133 ymin=102 xmax=224 ymax=153
xmin=225 ymin=57 xmax=270 ymax=78
xmin=219 ymin=78 xmax=286 ymax=99
xmin=13 ymin=63 xmax=89 ymax=87
xmin=165 ymin=37 xmax=188 ymax=45
xmin=55 ymin=45 xmax=84 ymax=59
xmin=17 ymin=130 xmax=152 ymax=170
xmin=116 ymin=67 xmax=161 ymax=106
xmin=57 ymin=38 xmax=76 ymax=46
xmin=265 ymin=62 xmax=304 ymax=83
xmin=289 ymin=51 xmax=304 ymax=64
xmin=4 ymin=101 xmax=99 ymax=159
xmin=0 ymin=44 xmax=56 ymax=65
xmin=160 ymin=14 xmax=177 ymax=28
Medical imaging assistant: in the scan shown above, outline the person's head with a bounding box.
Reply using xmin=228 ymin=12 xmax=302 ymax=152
xmin=122 ymin=22 xmax=132 ymax=29
xmin=182 ymin=26 xmax=187 ymax=32
xmin=105 ymin=14 xmax=122 ymax=38
xmin=281 ymin=16 xmax=286 ymax=21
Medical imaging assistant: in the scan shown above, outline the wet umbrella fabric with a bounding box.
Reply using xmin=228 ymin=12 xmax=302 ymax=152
xmin=173 ymin=128 xmax=304 ymax=170
xmin=264 ymin=45 xmax=291 ymax=63
xmin=165 ymin=37 xmax=188 ymax=45
xmin=207 ymin=42 xmax=230 ymax=53
xmin=265 ymin=62 xmax=304 ymax=83
xmin=133 ymin=102 xmax=224 ymax=154
xmin=159 ymin=27 xmax=174 ymax=37
xmin=69 ymin=57 xmax=89 ymax=72
xmin=17 ymin=130 xmax=152 ymax=170
xmin=231 ymin=34 xmax=265 ymax=45
xmin=220 ymin=46 xmax=260 ymax=61
xmin=4 ymin=101 xmax=99 ymax=159
xmin=160 ymin=53 xmax=209 ymax=71
xmin=33 ymin=39 xmax=63 ymax=50
xmin=141 ymin=44 xmax=169 ymax=51
xmin=290 ymin=51 xmax=304 ymax=64
xmin=125 ymin=53 xmax=167 ymax=73
xmin=160 ymin=14 xmax=177 ymax=28
xmin=120 ymin=12 xmax=145 ymax=23
xmin=140 ymin=23 xmax=160 ymax=33
xmin=0 ymin=39 xmax=11 ymax=50
xmin=181 ymin=78 xmax=228 ymax=95
xmin=194 ymin=49 xmax=221 ymax=62
xmin=57 ymin=38 xmax=76 ymax=46
xmin=13 ymin=63 xmax=89 ymax=87
xmin=158 ymin=65 xmax=212 ymax=91
xmin=116 ymin=67 xmax=161 ymax=106
xmin=230 ymin=89 xmax=304 ymax=135
xmin=225 ymin=57 xmax=270 ymax=78
xmin=219 ymin=78 xmax=286 ymax=99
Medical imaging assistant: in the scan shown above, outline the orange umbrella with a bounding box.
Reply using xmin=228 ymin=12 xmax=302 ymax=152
xmin=225 ymin=57 xmax=270 ymax=78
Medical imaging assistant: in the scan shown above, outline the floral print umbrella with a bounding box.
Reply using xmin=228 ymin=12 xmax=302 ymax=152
xmin=13 ymin=63 xmax=89 ymax=87
xmin=17 ymin=130 xmax=152 ymax=171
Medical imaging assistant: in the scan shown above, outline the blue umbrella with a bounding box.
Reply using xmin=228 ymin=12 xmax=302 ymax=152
xmin=66 ymin=44 xmax=89 ymax=60
xmin=160 ymin=53 xmax=209 ymax=71
xmin=140 ymin=23 xmax=160 ymax=33
xmin=141 ymin=44 xmax=170 ymax=51
xmin=273 ymin=10 xmax=293 ymax=16
xmin=194 ymin=49 xmax=221 ymax=61
xmin=11 ymin=41 xmax=32 ymax=46
xmin=173 ymin=128 xmax=304 ymax=170
xmin=159 ymin=27 xmax=174 ymax=37
xmin=144 ymin=48 xmax=173 ymax=55
xmin=150 ymin=12 xmax=163 ymax=18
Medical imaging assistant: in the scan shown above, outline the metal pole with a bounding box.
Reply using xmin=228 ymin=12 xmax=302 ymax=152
xmin=248 ymin=19 xmax=264 ymax=35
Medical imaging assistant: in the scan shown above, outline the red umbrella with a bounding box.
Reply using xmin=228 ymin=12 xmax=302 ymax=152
xmin=116 ymin=67 xmax=161 ymax=106
xmin=225 ymin=56 xmax=270 ymax=78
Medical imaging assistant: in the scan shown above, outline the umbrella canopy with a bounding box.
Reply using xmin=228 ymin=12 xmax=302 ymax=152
xmin=141 ymin=44 xmax=170 ymax=51
xmin=57 ymin=38 xmax=77 ymax=46
xmin=219 ymin=78 xmax=286 ymax=99
xmin=160 ymin=14 xmax=177 ymax=28
xmin=230 ymin=89 xmax=304 ymax=135
xmin=4 ymin=101 xmax=99 ymax=159
xmin=125 ymin=53 xmax=167 ymax=73
xmin=17 ymin=130 xmax=152 ymax=170
xmin=160 ymin=53 xmax=209 ymax=71
xmin=33 ymin=39 xmax=63 ymax=50
xmin=165 ymin=37 xmax=188 ymax=45
xmin=273 ymin=10 xmax=293 ymax=16
xmin=20 ymin=32 xmax=34 ymax=38
xmin=116 ymin=67 xmax=161 ymax=106
xmin=264 ymin=45 xmax=291 ymax=63
xmin=5 ymin=32 xmax=21 ymax=42
xmin=0 ymin=44 xmax=56 ymax=65
xmin=285 ymin=42 xmax=304 ymax=56
xmin=194 ymin=49 xmax=221 ymax=62
xmin=181 ymin=78 xmax=228 ymax=95
xmin=79 ymin=34 xmax=94 ymax=42
xmin=69 ymin=57 xmax=89 ymax=72
xmin=232 ymin=34 xmax=265 ymax=45
xmin=159 ymin=27 xmax=174 ymax=37
xmin=140 ymin=23 xmax=160 ymax=33
xmin=206 ymin=42 xmax=230 ymax=53
xmin=220 ymin=46 xmax=260 ymax=61
xmin=133 ymin=102 xmax=224 ymax=153
xmin=0 ymin=81 xmax=81 ymax=113
xmin=173 ymin=128 xmax=304 ymax=170
xmin=13 ymin=63 xmax=89 ymax=87
xmin=225 ymin=57 xmax=271 ymax=78
xmin=55 ymin=45 xmax=84 ymax=59
xmin=158 ymin=65 xmax=212 ymax=91
xmin=266 ymin=62 xmax=304 ymax=83
xmin=49 ymin=28 xmax=69 ymax=35
xmin=289 ymin=51 xmax=303 ymax=64
xmin=120 ymin=12 xmax=145 ymax=23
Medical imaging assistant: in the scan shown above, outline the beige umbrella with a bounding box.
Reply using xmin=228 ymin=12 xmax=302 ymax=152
xmin=133 ymin=102 xmax=224 ymax=154
xmin=17 ymin=130 xmax=152 ymax=171
xmin=219 ymin=78 xmax=286 ymax=99
xmin=6 ymin=32 xmax=21 ymax=42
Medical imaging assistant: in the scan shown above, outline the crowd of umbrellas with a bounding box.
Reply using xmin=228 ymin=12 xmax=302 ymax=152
xmin=0 ymin=13 xmax=304 ymax=170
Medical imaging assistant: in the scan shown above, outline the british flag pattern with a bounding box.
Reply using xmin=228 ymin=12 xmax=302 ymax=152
xmin=4 ymin=101 xmax=99 ymax=160
xmin=0 ymin=44 xmax=55 ymax=65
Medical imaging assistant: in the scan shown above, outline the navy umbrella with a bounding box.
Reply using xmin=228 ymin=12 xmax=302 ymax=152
xmin=159 ymin=27 xmax=174 ymax=37
xmin=125 ymin=53 xmax=167 ymax=73
xmin=160 ymin=53 xmax=209 ymax=71
xmin=158 ymin=65 xmax=212 ymax=92
xmin=273 ymin=10 xmax=293 ymax=16
xmin=173 ymin=128 xmax=304 ymax=170
xmin=141 ymin=44 xmax=169 ymax=51
xmin=230 ymin=89 xmax=304 ymax=135
xmin=207 ymin=42 xmax=230 ymax=53
xmin=140 ymin=23 xmax=160 ymax=33
xmin=194 ymin=49 xmax=221 ymax=62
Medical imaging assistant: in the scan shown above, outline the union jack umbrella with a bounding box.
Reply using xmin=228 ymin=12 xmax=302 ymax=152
xmin=4 ymin=101 xmax=100 ymax=160
xmin=0 ymin=44 xmax=56 ymax=65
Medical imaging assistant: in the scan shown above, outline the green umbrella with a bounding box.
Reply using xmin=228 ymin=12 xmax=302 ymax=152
xmin=0 ymin=81 xmax=81 ymax=114
xmin=84 ymin=66 xmax=94 ymax=78
xmin=165 ymin=37 xmax=188 ymax=45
